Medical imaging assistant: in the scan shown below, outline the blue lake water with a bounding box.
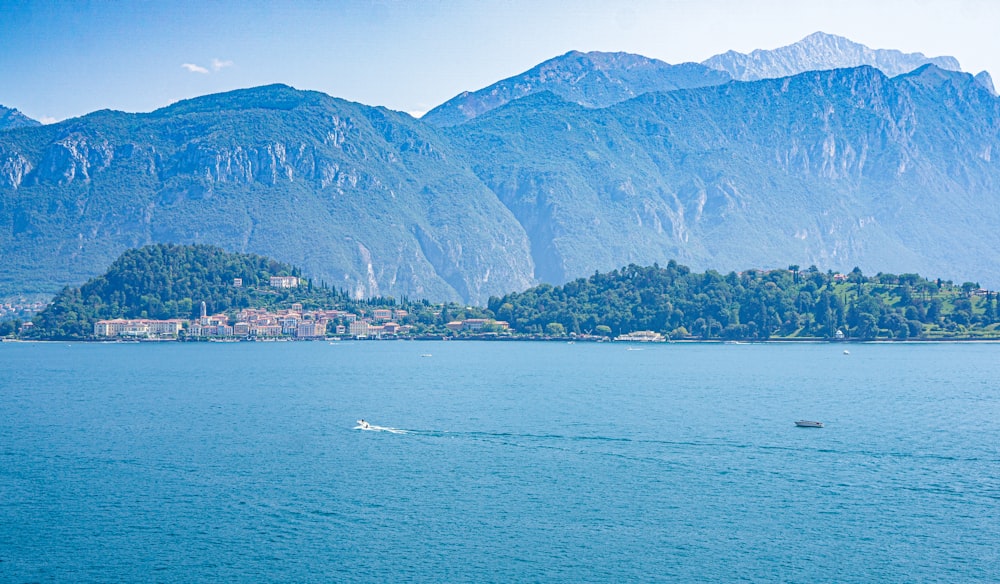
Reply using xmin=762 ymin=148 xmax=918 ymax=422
xmin=2 ymin=340 xmax=999 ymax=582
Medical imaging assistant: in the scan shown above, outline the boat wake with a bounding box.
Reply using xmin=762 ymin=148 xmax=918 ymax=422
xmin=350 ymin=424 xmax=1000 ymax=470
xmin=355 ymin=420 xmax=407 ymax=434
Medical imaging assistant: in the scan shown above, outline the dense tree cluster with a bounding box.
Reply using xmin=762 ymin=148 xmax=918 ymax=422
xmin=487 ymin=262 xmax=999 ymax=340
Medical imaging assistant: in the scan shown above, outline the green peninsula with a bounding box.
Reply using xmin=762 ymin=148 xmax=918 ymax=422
xmin=489 ymin=262 xmax=1000 ymax=340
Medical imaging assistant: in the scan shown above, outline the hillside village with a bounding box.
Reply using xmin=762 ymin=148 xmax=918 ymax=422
xmin=91 ymin=276 xmax=510 ymax=340
xmin=0 ymin=301 xmax=47 ymax=321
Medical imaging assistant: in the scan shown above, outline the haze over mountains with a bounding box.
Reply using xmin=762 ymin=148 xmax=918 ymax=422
xmin=2 ymin=33 xmax=999 ymax=303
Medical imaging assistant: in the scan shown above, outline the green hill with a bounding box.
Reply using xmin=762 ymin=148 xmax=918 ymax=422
xmin=27 ymin=243 xmax=336 ymax=338
xmin=488 ymin=262 xmax=1000 ymax=340
xmin=24 ymin=243 xmax=491 ymax=340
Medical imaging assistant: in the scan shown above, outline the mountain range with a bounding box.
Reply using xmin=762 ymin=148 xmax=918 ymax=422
xmin=2 ymin=33 xmax=999 ymax=303
xmin=425 ymin=32 xmax=979 ymax=126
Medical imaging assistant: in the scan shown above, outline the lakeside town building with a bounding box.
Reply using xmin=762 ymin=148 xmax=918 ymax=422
xmin=445 ymin=318 xmax=510 ymax=332
xmin=614 ymin=330 xmax=665 ymax=342
xmin=94 ymin=318 xmax=187 ymax=338
xmin=90 ymin=304 xmax=457 ymax=341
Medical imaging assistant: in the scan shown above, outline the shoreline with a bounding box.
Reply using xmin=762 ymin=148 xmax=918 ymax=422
xmin=6 ymin=336 xmax=1000 ymax=344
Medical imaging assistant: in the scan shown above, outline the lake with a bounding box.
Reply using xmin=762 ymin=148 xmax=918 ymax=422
xmin=2 ymin=341 xmax=998 ymax=582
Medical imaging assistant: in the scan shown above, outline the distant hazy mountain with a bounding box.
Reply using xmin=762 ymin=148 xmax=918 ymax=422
xmin=702 ymin=32 xmax=962 ymax=81
xmin=423 ymin=50 xmax=731 ymax=126
xmin=0 ymin=105 xmax=41 ymax=131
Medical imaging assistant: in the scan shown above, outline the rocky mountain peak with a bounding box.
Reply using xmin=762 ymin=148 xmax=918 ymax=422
xmin=422 ymin=50 xmax=730 ymax=127
xmin=975 ymin=71 xmax=997 ymax=95
xmin=702 ymin=31 xmax=962 ymax=81
xmin=0 ymin=105 xmax=42 ymax=131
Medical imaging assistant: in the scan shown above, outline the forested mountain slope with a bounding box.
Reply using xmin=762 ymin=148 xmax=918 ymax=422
xmin=0 ymin=85 xmax=534 ymax=303
xmin=450 ymin=65 xmax=1000 ymax=287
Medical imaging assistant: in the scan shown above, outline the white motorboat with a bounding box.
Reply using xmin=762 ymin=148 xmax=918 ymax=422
xmin=795 ymin=420 xmax=824 ymax=428
xmin=355 ymin=420 xmax=406 ymax=434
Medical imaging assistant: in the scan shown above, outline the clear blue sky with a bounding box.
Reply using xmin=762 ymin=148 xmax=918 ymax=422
xmin=2 ymin=0 xmax=998 ymax=122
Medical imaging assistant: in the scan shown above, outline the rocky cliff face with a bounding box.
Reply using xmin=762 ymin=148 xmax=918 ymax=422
xmin=0 ymin=146 xmax=33 ymax=189
xmin=33 ymin=134 xmax=116 ymax=185
xmin=702 ymin=32 xmax=962 ymax=81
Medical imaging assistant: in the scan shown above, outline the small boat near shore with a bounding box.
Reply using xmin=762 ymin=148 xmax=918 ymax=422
xmin=795 ymin=420 xmax=824 ymax=428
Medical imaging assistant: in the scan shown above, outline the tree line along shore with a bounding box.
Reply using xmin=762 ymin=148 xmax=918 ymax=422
xmin=4 ymin=245 xmax=998 ymax=342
